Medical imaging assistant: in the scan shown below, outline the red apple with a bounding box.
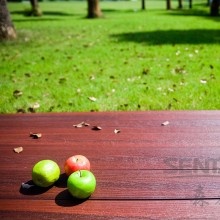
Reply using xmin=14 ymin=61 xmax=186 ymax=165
xmin=64 ymin=155 xmax=90 ymax=176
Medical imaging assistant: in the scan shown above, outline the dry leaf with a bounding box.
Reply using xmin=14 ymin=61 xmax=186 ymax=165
xmin=59 ymin=77 xmax=66 ymax=84
xmin=17 ymin=108 xmax=26 ymax=113
xmin=161 ymin=121 xmax=170 ymax=126
xmin=25 ymin=73 xmax=31 ymax=77
xmin=210 ymin=74 xmax=215 ymax=80
xmin=175 ymin=50 xmax=181 ymax=56
xmin=168 ymin=88 xmax=174 ymax=92
xmin=90 ymin=75 xmax=95 ymax=80
xmin=73 ymin=122 xmax=84 ymax=128
xmin=30 ymin=132 xmax=42 ymax=139
xmin=32 ymin=102 xmax=40 ymax=109
xmin=88 ymin=97 xmax=97 ymax=102
xmin=73 ymin=122 xmax=90 ymax=128
xmin=83 ymin=122 xmax=90 ymax=127
xmin=92 ymin=126 xmax=102 ymax=130
xmin=200 ymin=79 xmax=207 ymax=84
xmin=142 ymin=68 xmax=149 ymax=75
xmin=114 ymin=129 xmax=121 ymax=134
xmin=13 ymin=90 xmax=23 ymax=97
xmin=14 ymin=147 xmax=23 ymax=153
xmin=28 ymin=107 xmax=35 ymax=113
xmin=28 ymin=102 xmax=40 ymax=113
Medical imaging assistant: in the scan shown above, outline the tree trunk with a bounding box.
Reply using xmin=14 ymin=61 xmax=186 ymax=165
xmin=210 ymin=0 xmax=220 ymax=16
xmin=0 ymin=0 xmax=16 ymax=40
xmin=178 ymin=0 xmax=183 ymax=9
xmin=189 ymin=0 xmax=192 ymax=8
xmin=87 ymin=0 xmax=102 ymax=18
xmin=141 ymin=0 xmax=145 ymax=10
xmin=29 ymin=0 xmax=42 ymax=16
xmin=207 ymin=0 xmax=210 ymax=6
xmin=166 ymin=0 xmax=172 ymax=10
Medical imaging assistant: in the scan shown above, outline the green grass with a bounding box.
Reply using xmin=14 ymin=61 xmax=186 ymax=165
xmin=1 ymin=0 xmax=220 ymax=113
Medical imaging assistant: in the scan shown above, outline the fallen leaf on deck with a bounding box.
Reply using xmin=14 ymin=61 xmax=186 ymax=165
xmin=73 ymin=122 xmax=90 ymax=128
xmin=88 ymin=97 xmax=97 ymax=102
xmin=13 ymin=147 xmax=23 ymax=153
xmin=92 ymin=126 xmax=102 ymax=130
xmin=73 ymin=122 xmax=83 ymax=128
xmin=161 ymin=121 xmax=170 ymax=126
xmin=30 ymin=132 xmax=42 ymax=139
xmin=114 ymin=129 xmax=121 ymax=134
xmin=83 ymin=122 xmax=90 ymax=127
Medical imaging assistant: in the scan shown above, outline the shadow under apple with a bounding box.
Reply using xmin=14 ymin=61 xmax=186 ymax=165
xmin=55 ymin=189 xmax=87 ymax=207
xmin=55 ymin=173 xmax=68 ymax=188
xmin=19 ymin=180 xmax=52 ymax=195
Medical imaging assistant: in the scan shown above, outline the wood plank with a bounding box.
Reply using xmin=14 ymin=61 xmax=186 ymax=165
xmin=2 ymin=146 xmax=220 ymax=170
xmin=1 ymin=169 xmax=220 ymax=200
xmin=1 ymin=136 xmax=220 ymax=173
xmin=1 ymin=199 xmax=220 ymax=220
xmin=1 ymin=112 xmax=220 ymax=170
xmin=1 ymin=111 xmax=220 ymax=131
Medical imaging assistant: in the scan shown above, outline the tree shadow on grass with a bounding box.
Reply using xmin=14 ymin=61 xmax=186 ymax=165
xmin=163 ymin=9 xmax=220 ymax=22
xmin=13 ymin=18 xmax=62 ymax=22
xmin=11 ymin=10 xmax=76 ymax=22
xmin=11 ymin=10 xmax=75 ymax=17
xmin=111 ymin=29 xmax=220 ymax=45
xmin=102 ymin=9 xmax=140 ymax=13
xmin=10 ymin=10 xmax=76 ymax=21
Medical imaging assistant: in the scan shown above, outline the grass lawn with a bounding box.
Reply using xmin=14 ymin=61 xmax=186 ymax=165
xmin=0 ymin=0 xmax=220 ymax=113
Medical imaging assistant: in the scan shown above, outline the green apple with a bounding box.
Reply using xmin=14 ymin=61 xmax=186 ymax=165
xmin=67 ymin=170 xmax=96 ymax=199
xmin=32 ymin=160 xmax=60 ymax=187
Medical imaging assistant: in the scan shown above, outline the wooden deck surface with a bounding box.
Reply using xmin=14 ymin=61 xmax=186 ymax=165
xmin=1 ymin=111 xmax=220 ymax=219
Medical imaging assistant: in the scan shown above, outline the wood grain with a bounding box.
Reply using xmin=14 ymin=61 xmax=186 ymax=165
xmin=1 ymin=199 xmax=220 ymax=220
xmin=1 ymin=111 xmax=220 ymax=219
